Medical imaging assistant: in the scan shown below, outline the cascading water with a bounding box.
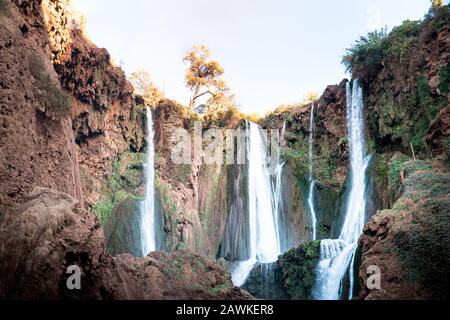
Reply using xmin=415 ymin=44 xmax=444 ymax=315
xmin=140 ymin=106 xmax=156 ymax=257
xmin=314 ymin=80 xmax=371 ymax=300
xmin=231 ymin=122 xmax=282 ymax=286
xmin=271 ymin=121 xmax=286 ymax=246
xmin=307 ymin=104 xmax=318 ymax=241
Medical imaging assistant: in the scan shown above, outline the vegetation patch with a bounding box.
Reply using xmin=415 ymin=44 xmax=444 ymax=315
xmin=438 ymin=63 xmax=450 ymax=94
xmin=387 ymin=154 xmax=410 ymax=200
xmin=93 ymin=152 xmax=146 ymax=224
xmin=28 ymin=53 xmax=71 ymax=117
xmin=342 ymin=29 xmax=387 ymax=80
xmin=394 ymin=197 xmax=450 ymax=299
xmin=279 ymin=241 xmax=321 ymax=300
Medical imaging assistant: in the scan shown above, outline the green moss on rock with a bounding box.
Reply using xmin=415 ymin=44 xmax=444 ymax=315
xmin=104 ymin=197 xmax=143 ymax=256
xmin=93 ymin=152 xmax=146 ymax=224
xmin=242 ymin=241 xmax=321 ymax=300
xmin=279 ymin=241 xmax=321 ymax=300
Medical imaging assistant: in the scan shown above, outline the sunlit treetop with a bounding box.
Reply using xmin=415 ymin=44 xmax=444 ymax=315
xmin=183 ymin=45 xmax=231 ymax=110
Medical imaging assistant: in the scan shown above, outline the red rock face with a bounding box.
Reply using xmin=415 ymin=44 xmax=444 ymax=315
xmin=0 ymin=188 xmax=251 ymax=300
xmin=358 ymin=162 xmax=450 ymax=300
xmin=50 ymin=19 xmax=145 ymax=207
xmin=427 ymin=104 xmax=450 ymax=158
xmin=358 ymin=212 xmax=421 ymax=300
xmin=0 ymin=0 xmax=83 ymax=213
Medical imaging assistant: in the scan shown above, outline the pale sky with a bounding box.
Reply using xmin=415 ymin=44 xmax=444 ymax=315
xmin=72 ymin=0 xmax=431 ymax=114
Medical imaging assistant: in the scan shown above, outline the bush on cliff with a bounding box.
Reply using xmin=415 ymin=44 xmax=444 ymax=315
xmin=392 ymin=164 xmax=450 ymax=299
xmin=279 ymin=241 xmax=321 ymax=300
xmin=342 ymin=29 xmax=387 ymax=80
xmin=93 ymin=153 xmax=146 ymax=224
xmin=343 ymin=5 xmax=449 ymax=78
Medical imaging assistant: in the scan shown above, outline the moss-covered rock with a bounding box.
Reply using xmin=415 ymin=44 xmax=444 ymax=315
xmin=359 ymin=161 xmax=450 ymax=299
xmin=350 ymin=7 xmax=450 ymax=156
xmin=93 ymin=152 xmax=146 ymax=224
xmin=104 ymin=197 xmax=143 ymax=257
xmin=243 ymin=241 xmax=321 ymax=300
xmin=242 ymin=263 xmax=288 ymax=300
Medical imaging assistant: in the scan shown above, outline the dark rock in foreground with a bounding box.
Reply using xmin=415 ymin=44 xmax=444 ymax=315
xmin=0 ymin=188 xmax=252 ymax=300
xmin=358 ymin=161 xmax=450 ymax=300
xmin=243 ymin=241 xmax=321 ymax=300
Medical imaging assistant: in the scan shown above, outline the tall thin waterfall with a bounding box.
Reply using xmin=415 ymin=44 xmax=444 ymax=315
xmin=314 ymin=80 xmax=370 ymax=300
xmin=231 ymin=122 xmax=282 ymax=286
xmin=307 ymin=104 xmax=318 ymax=241
xmin=141 ymin=106 xmax=156 ymax=256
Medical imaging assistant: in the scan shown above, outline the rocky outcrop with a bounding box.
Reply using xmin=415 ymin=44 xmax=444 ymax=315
xmin=263 ymin=79 xmax=349 ymax=189
xmin=104 ymin=197 xmax=143 ymax=257
xmin=243 ymin=241 xmax=321 ymax=300
xmin=0 ymin=0 xmax=83 ymax=213
xmin=0 ymin=0 xmax=146 ymax=213
xmin=358 ymin=161 xmax=450 ymax=300
xmin=0 ymin=188 xmax=252 ymax=300
xmin=0 ymin=187 xmax=138 ymax=299
xmin=153 ymin=100 xmax=250 ymax=258
xmin=355 ymin=8 xmax=450 ymax=156
xmin=119 ymin=251 xmax=253 ymax=300
xmin=426 ymin=104 xmax=450 ymax=159
xmin=51 ymin=15 xmax=146 ymax=208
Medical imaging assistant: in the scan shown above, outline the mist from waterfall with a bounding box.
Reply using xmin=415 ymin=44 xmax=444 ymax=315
xmin=141 ymin=107 xmax=156 ymax=257
xmin=307 ymin=104 xmax=318 ymax=241
xmin=231 ymin=122 xmax=283 ymax=286
xmin=314 ymin=80 xmax=370 ymax=300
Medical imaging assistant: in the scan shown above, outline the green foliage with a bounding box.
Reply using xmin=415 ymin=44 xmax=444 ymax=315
xmin=386 ymin=20 xmax=422 ymax=61
xmin=280 ymin=241 xmax=321 ymax=300
xmin=93 ymin=153 xmax=146 ymax=224
xmin=425 ymin=4 xmax=450 ymax=30
xmin=388 ymin=154 xmax=410 ymax=198
xmin=342 ymin=14 xmax=442 ymax=77
xmin=376 ymin=154 xmax=389 ymax=180
xmin=28 ymin=53 xmax=71 ymax=117
xmin=402 ymin=160 xmax=432 ymax=177
xmin=438 ymin=63 xmax=450 ymax=94
xmin=342 ymin=29 xmax=387 ymax=74
xmin=417 ymin=76 xmax=433 ymax=111
xmin=412 ymin=75 xmax=449 ymax=150
xmin=394 ymin=197 xmax=450 ymax=299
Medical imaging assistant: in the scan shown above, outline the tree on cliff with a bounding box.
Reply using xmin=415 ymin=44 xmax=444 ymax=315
xmin=183 ymin=45 xmax=231 ymax=110
xmin=302 ymin=91 xmax=320 ymax=104
xmin=129 ymin=69 xmax=164 ymax=106
xmin=430 ymin=0 xmax=443 ymax=7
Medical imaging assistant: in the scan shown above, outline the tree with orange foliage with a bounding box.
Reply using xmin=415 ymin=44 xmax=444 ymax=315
xmin=183 ymin=45 xmax=230 ymax=110
xmin=129 ymin=69 xmax=164 ymax=106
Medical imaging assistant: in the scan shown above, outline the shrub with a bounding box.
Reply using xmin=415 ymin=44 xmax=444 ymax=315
xmin=29 ymin=53 xmax=71 ymax=117
xmin=342 ymin=29 xmax=388 ymax=76
xmin=388 ymin=154 xmax=410 ymax=198
xmin=93 ymin=153 xmax=146 ymax=224
xmin=438 ymin=63 xmax=450 ymax=94
xmin=386 ymin=20 xmax=422 ymax=61
xmin=425 ymin=4 xmax=450 ymax=30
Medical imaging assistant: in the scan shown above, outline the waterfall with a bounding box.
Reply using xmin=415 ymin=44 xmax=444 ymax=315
xmin=314 ymin=80 xmax=370 ymax=300
xmin=271 ymin=121 xmax=286 ymax=248
xmin=307 ymin=104 xmax=318 ymax=241
xmin=231 ymin=122 xmax=282 ymax=286
xmin=140 ymin=106 xmax=156 ymax=257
